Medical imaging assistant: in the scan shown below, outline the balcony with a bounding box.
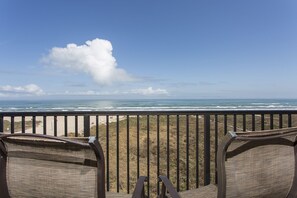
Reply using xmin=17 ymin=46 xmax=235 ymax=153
xmin=1 ymin=110 xmax=297 ymax=197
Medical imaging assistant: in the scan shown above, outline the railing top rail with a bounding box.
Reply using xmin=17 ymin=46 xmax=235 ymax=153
xmin=1 ymin=109 xmax=297 ymax=116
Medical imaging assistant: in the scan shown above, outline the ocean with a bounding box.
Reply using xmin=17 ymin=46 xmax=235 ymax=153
xmin=0 ymin=99 xmax=297 ymax=112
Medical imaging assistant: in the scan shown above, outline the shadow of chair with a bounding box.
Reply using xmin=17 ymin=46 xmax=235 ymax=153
xmin=0 ymin=133 xmax=147 ymax=198
xmin=158 ymin=127 xmax=297 ymax=198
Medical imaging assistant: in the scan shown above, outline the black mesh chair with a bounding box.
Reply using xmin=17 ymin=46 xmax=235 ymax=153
xmin=0 ymin=133 xmax=147 ymax=198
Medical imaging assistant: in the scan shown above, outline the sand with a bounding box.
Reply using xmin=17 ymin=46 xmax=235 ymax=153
xmin=3 ymin=115 xmax=126 ymax=136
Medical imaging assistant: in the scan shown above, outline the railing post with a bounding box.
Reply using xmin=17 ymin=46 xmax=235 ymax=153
xmin=0 ymin=116 xmax=3 ymax=132
xmin=11 ymin=116 xmax=14 ymax=134
xmin=22 ymin=116 xmax=26 ymax=133
xmin=54 ymin=116 xmax=57 ymax=136
xmin=32 ymin=116 xmax=36 ymax=134
xmin=204 ymin=114 xmax=211 ymax=185
xmin=84 ymin=115 xmax=90 ymax=137
xmin=288 ymin=114 xmax=292 ymax=127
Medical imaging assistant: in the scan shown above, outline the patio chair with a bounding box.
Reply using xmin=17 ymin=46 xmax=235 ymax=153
xmin=0 ymin=133 xmax=147 ymax=198
xmin=158 ymin=127 xmax=297 ymax=198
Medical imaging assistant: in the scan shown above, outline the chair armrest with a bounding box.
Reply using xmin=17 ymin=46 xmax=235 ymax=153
xmin=0 ymin=140 xmax=6 ymax=156
xmin=158 ymin=175 xmax=181 ymax=198
xmin=132 ymin=176 xmax=148 ymax=198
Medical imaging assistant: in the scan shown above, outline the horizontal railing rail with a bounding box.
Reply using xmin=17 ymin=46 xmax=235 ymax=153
xmin=1 ymin=110 xmax=297 ymax=196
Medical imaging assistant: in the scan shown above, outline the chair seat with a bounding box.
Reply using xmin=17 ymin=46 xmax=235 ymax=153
xmin=179 ymin=184 xmax=217 ymax=198
xmin=106 ymin=192 xmax=133 ymax=198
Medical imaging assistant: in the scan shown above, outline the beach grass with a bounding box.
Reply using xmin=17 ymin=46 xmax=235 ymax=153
xmin=88 ymin=114 xmax=296 ymax=195
xmin=3 ymin=113 xmax=297 ymax=196
xmin=3 ymin=119 xmax=41 ymax=132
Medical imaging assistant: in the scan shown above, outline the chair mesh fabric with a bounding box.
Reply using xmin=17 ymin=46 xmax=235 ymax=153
xmin=106 ymin=192 xmax=133 ymax=198
xmin=4 ymin=137 xmax=98 ymax=198
xmin=179 ymin=184 xmax=217 ymax=198
xmin=225 ymin=135 xmax=295 ymax=198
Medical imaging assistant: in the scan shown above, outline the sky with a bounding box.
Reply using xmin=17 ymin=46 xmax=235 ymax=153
xmin=0 ymin=0 xmax=297 ymax=100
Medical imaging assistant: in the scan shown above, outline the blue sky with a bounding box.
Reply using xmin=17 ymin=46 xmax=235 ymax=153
xmin=0 ymin=0 xmax=297 ymax=99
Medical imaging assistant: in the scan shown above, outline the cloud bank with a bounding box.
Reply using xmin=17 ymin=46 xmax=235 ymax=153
xmin=131 ymin=87 xmax=168 ymax=96
xmin=43 ymin=38 xmax=133 ymax=85
xmin=49 ymin=87 xmax=169 ymax=97
xmin=0 ymin=84 xmax=44 ymax=96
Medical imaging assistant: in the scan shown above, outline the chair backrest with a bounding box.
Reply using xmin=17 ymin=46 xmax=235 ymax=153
xmin=0 ymin=134 xmax=105 ymax=198
xmin=217 ymin=127 xmax=297 ymax=198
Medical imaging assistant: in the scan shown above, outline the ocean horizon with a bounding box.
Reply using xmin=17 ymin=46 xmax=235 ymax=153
xmin=1 ymin=99 xmax=297 ymax=112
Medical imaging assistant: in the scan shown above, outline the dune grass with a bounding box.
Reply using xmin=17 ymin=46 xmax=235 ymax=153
xmin=89 ymin=114 xmax=297 ymax=196
xmin=3 ymin=119 xmax=41 ymax=132
xmin=3 ymin=113 xmax=296 ymax=196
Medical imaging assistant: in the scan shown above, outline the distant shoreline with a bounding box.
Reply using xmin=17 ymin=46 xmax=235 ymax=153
xmin=1 ymin=99 xmax=297 ymax=112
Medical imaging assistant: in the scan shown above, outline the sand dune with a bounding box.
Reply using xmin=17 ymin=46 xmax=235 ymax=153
xmin=4 ymin=115 xmax=125 ymax=136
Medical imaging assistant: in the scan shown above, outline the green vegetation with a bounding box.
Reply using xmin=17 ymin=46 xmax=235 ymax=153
xmin=89 ymin=114 xmax=297 ymax=196
xmin=4 ymin=114 xmax=296 ymax=196
xmin=3 ymin=120 xmax=41 ymax=132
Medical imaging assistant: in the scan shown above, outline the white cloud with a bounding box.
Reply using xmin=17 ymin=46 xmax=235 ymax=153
xmin=47 ymin=87 xmax=168 ymax=97
xmin=49 ymin=90 xmax=117 ymax=96
xmin=131 ymin=87 xmax=169 ymax=96
xmin=64 ymin=90 xmax=100 ymax=96
xmin=43 ymin=38 xmax=133 ymax=85
xmin=0 ymin=84 xmax=44 ymax=96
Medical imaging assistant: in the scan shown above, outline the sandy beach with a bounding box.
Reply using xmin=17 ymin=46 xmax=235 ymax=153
xmin=4 ymin=115 xmax=126 ymax=136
